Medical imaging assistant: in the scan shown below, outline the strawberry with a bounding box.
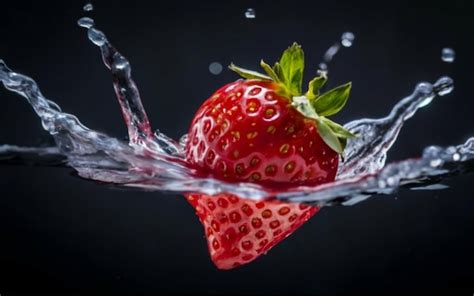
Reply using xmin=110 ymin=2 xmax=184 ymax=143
xmin=185 ymin=43 xmax=354 ymax=269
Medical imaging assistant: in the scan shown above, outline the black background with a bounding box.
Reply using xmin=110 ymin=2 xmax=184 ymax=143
xmin=1 ymin=0 xmax=474 ymax=295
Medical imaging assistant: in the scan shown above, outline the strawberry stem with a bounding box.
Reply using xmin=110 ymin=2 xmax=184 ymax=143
xmin=228 ymin=43 xmax=355 ymax=155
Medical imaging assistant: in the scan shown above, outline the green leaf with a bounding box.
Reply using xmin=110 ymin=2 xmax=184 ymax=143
xmin=291 ymin=96 xmax=320 ymax=119
xmin=320 ymin=117 xmax=356 ymax=139
xmin=291 ymin=95 xmax=353 ymax=155
xmin=318 ymin=117 xmax=356 ymax=155
xmin=278 ymin=42 xmax=304 ymax=96
xmin=228 ymin=63 xmax=272 ymax=80
xmin=312 ymin=82 xmax=351 ymax=117
xmin=305 ymin=73 xmax=327 ymax=101
xmin=316 ymin=118 xmax=344 ymax=154
xmin=273 ymin=62 xmax=285 ymax=83
xmin=340 ymin=138 xmax=347 ymax=155
xmin=260 ymin=60 xmax=280 ymax=82
xmin=290 ymin=69 xmax=303 ymax=93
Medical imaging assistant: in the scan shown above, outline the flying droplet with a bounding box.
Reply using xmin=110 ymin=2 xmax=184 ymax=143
xmin=429 ymin=159 xmax=443 ymax=167
xmin=77 ymin=17 xmax=94 ymax=29
xmin=323 ymin=44 xmax=340 ymax=62
xmin=433 ymin=76 xmax=454 ymax=96
xmin=209 ymin=62 xmax=223 ymax=75
xmin=341 ymin=32 xmax=355 ymax=47
xmin=83 ymin=3 xmax=94 ymax=12
xmin=317 ymin=63 xmax=328 ymax=74
xmin=453 ymin=153 xmax=461 ymax=161
xmin=88 ymin=28 xmax=106 ymax=46
xmin=441 ymin=48 xmax=455 ymax=63
xmin=245 ymin=8 xmax=256 ymax=19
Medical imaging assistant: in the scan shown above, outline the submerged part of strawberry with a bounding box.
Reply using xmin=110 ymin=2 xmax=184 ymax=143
xmin=185 ymin=192 xmax=318 ymax=270
xmin=186 ymin=79 xmax=339 ymax=187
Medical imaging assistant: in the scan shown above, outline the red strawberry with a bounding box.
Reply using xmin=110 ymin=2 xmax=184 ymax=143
xmin=185 ymin=43 xmax=354 ymax=269
xmin=185 ymin=193 xmax=318 ymax=269
xmin=185 ymin=79 xmax=339 ymax=187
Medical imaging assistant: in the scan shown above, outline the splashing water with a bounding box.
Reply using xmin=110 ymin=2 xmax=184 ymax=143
xmin=318 ymin=31 xmax=355 ymax=73
xmin=0 ymin=18 xmax=472 ymax=207
xmin=441 ymin=47 xmax=455 ymax=63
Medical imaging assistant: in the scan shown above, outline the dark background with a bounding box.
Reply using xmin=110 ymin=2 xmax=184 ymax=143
xmin=1 ymin=0 xmax=473 ymax=295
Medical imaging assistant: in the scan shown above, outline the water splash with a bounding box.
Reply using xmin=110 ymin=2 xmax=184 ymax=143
xmin=0 ymin=19 xmax=472 ymax=207
xmin=318 ymin=31 xmax=355 ymax=73
xmin=279 ymin=138 xmax=474 ymax=206
xmin=338 ymin=77 xmax=454 ymax=179
xmin=0 ymin=145 xmax=65 ymax=166
xmin=441 ymin=47 xmax=455 ymax=63
xmin=245 ymin=8 xmax=256 ymax=19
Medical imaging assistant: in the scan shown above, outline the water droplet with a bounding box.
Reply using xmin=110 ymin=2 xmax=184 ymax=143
xmin=437 ymin=86 xmax=453 ymax=96
xmin=423 ymin=146 xmax=442 ymax=158
xmin=112 ymin=55 xmax=130 ymax=72
xmin=209 ymin=62 xmax=223 ymax=75
xmin=179 ymin=134 xmax=189 ymax=148
xmin=88 ymin=28 xmax=106 ymax=46
xmin=386 ymin=176 xmax=398 ymax=186
xmin=441 ymin=48 xmax=455 ymax=63
xmin=323 ymin=44 xmax=340 ymax=61
xmin=83 ymin=3 xmax=94 ymax=12
xmin=245 ymin=8 xmax=256 ymax=19
xmin=77 ymin=17 xmax=94 ymax=29
xmin=429 ymin=159 xmax=443 ymax=167
xmin=453 ymin=153 xmax=461 ymax=161
xmin=341 ymin=32 xmax=355 ymax=47
xmin=318 ymin=63 xmax=328 ymax=73
xmin=415 ymin=82 xmax=433 ymax=96
xmin=434 ymin=76 xmax=454 ymax=96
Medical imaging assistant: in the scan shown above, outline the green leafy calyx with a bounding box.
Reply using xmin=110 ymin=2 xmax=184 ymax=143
xmin=229 ymin=42 xmax=355 ymax=155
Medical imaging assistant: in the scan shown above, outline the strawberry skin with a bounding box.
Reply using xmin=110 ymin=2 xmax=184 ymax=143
xmin=185 ymin=192 xmax=318 ymax=270
xmin=184 ymin=43 xmax=354 ymax=269
xmin=185 ymin=79 xmax=339 ymax=187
